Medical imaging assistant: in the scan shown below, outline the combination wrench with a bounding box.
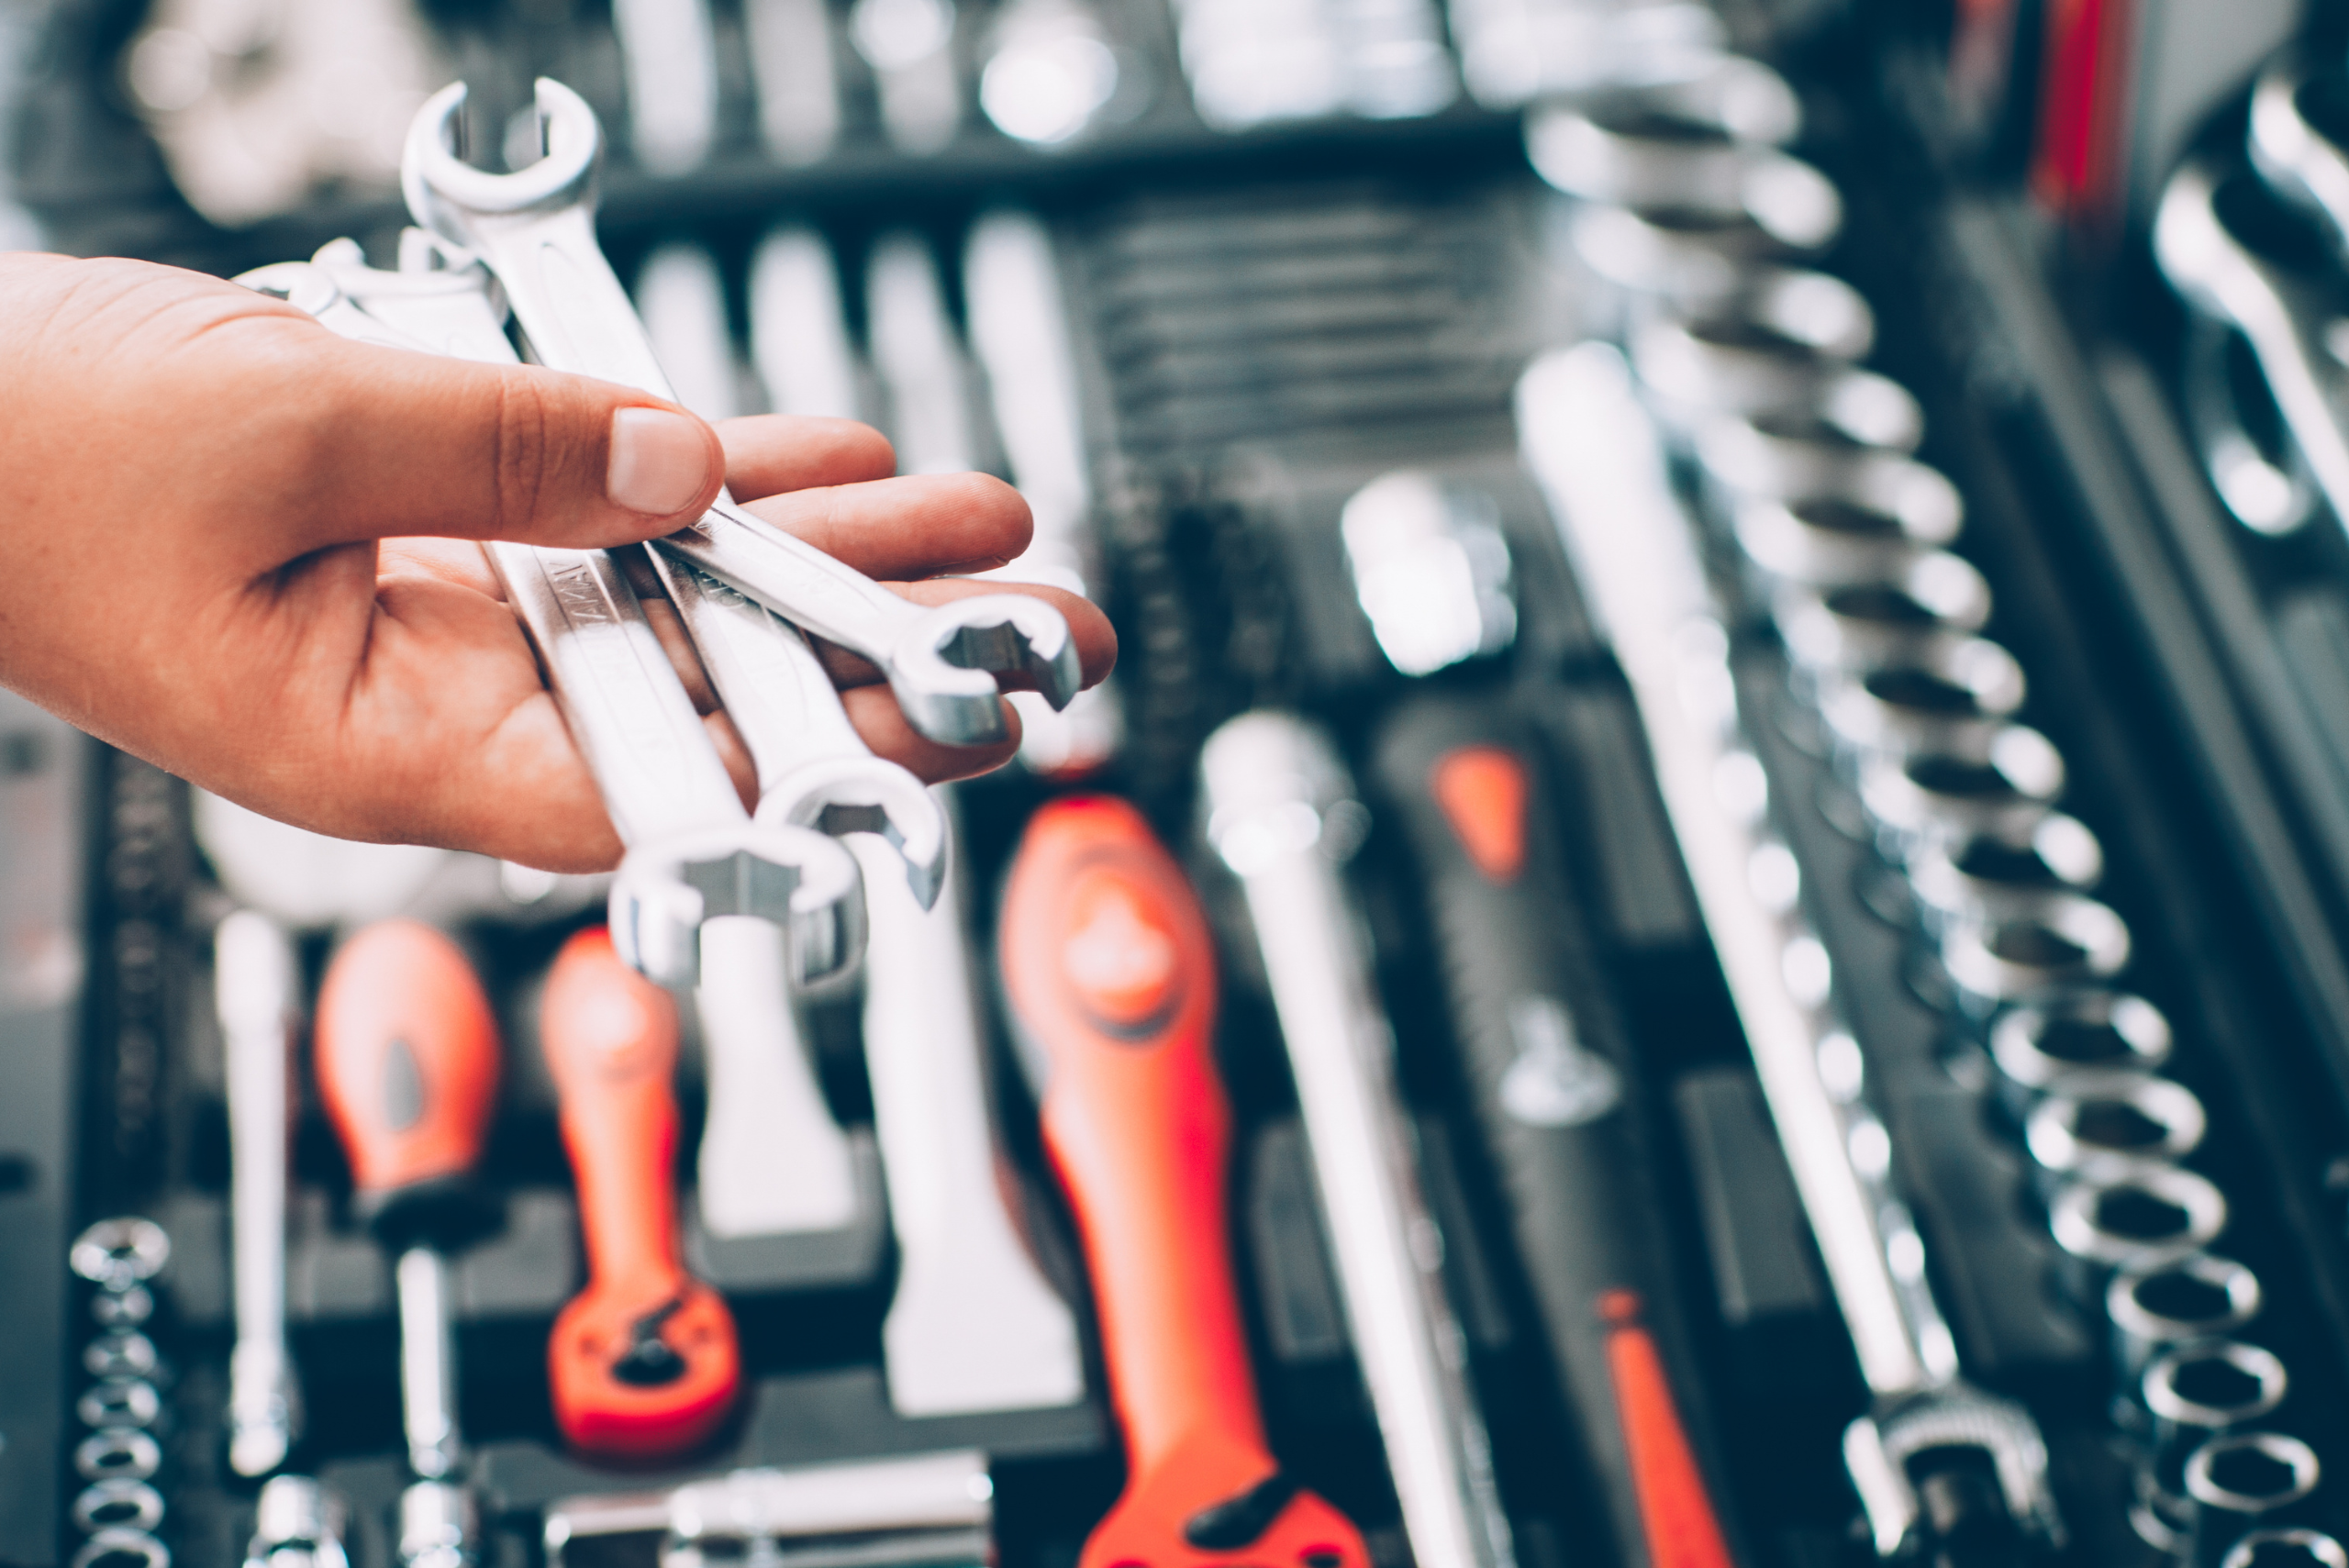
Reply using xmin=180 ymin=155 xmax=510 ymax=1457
xmin=1520 ymin=343 xmax=2063 ymax=1562
xmin=399 ymin=78 xmax=1081 ymax=749
xmin=237 ymin=246 xmax=862 ymax=989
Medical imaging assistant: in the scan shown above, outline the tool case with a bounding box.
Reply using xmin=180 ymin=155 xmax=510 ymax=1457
xmin=13 ymin=1 xmax=2349 ymax=1565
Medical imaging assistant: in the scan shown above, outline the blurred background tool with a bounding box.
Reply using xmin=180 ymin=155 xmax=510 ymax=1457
xmin=1203 ymin=713 xmax=1518 ymax=1568
xmin=609 ymin=0 xmax=718 ymax=174
xmin=540 ymin=928 xmax=741 ymax=1462
xmin=313 ymin=920 xmax=502 ymax=1568
xmin=219 ymin=909 xmax=304 ymax=1481
xmin=1373 ymin=699 xmax=1747 ymax=1568
xmin=540 ymin=1450 xmax=995 ymax=1566
xmin=855 ymin=823 xmax=1089 ymax=1418
xmin=1001 ymin=796 xmax=1372 ymax=1568
xmin=241 ymin=1474 xmax=351 ymax=1568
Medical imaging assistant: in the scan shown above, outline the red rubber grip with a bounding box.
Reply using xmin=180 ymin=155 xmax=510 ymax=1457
xmin=999 ymin=796 xmax=1272 ymax=1490
xmin=541 ymin=927 xmax=739 ymax=1461
xmin=314 ymin=920 xmax=501 ymax=1196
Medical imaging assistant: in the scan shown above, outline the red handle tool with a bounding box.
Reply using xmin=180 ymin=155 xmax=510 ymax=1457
xmin=315 ymin=919 xmax=501 ymax=1229
xmin=541 ymin=927 xmax=740 ymax=1461
xmin=1000 ymin=796 xmax=1369 ymax=1568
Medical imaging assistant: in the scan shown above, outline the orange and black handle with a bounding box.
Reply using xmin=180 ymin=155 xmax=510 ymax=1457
xmin=999 ymin=797 xmax=1286 ymax=1524
xmin=314 ymin=919 xmax=503 ymax=1251
xmin=540 ymin=928 xmax=739 ymax=1461
xmin=1372 ymin=695 xmax=1748 ymax=1568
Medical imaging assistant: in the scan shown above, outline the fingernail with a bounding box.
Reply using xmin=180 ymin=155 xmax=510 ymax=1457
xmin=607 ymin=406 xmax=714 ymax=516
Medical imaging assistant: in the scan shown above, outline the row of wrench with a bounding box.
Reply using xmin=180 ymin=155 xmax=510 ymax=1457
xmin=1520 ymin=25 xmax=2341 ymax=1568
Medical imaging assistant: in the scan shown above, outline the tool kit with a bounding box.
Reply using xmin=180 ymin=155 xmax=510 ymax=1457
xmin=17 ymin=1 xmax=2349 ymax=1566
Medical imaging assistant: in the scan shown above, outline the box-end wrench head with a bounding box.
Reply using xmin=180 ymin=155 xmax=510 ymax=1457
xmin=612 ymin=822 xmax=865 ymax=991
xmin=653 ymin=559 xmax=949 ymax=907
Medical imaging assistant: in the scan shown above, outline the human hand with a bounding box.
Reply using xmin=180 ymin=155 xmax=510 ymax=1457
xmin=0 ymin=253 xmax=1115 ymax=871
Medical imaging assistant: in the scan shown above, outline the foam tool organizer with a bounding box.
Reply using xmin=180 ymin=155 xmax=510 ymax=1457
xmin=21 ymin=5 xmax=2349 ymax=1568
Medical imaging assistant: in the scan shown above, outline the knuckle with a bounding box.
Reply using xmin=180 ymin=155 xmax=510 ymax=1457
xmin=489 ymin=372 xmax=556 ymax=534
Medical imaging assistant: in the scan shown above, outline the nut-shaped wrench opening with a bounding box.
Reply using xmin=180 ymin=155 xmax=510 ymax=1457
xmin=887 ymin=595 xmax=1081 ymax=746
xmin=2026 ymin=1071 xmax=2208 ymax=1172
xmin=1732 ymin=462 xmax=1965 ymax=584
xmin=2186 ymin=1431 xmax=2321 ymax=1518
xmin=610 ymin=825 xmax=864 ymax=989
xmin=1819 ymin=633 xmax=2025 ymax=761
xmin=1906 ymin=810 xmax=2102 ymax=925
xmin=2143 ymin=1338 xmax=2288 ymax=1431
xmin=1775 ymin=550 xmax=1993 ymax=671
xmin=1939 ymin=892 xmax=2130 ymax=1006
xmin=1858 ymin=725 xmax=2065 ymax=845
xmin=2049 ymin=1159 xmax=2227 ymax=1266
xmin=754 ymin=759 xmax=949 ymax=911
xmin=403 ymin=79 xmax=601 ymax=241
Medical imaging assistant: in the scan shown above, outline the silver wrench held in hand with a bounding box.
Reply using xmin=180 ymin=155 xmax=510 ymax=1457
xmin=399 ymin=79 xmax=1082 ymax=748
xmin=650 ymin=554 xmax=947 ymax=908
xmin=238 ymin=247 xmax=863 ymax=990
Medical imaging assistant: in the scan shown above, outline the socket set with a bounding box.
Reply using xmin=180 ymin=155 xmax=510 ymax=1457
xmin=19 ymin=3 xmax=2349 ymax=1568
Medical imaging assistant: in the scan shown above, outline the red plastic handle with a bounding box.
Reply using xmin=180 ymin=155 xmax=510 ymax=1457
xmin=999 ymin=796 xmax=1271 ymax=1487
xmin=540 ymin=927 xmax=685 ymax=1295
xmin=541 ymin=927 xmax=739 ymax=1460
xmin=314 ymin=920 xmax=501 ymax=1196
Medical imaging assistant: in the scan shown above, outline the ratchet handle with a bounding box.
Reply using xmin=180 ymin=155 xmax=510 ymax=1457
xmin=313 ymin=920 xmax=503 ymax=1247
xmin=1373 ymin=701 xmax=1742 ymax=1568
xmin=999 ymin=796 xmax=1270 ymax=1481
xmin=540 ymin=928 xmax=687 ymax=1295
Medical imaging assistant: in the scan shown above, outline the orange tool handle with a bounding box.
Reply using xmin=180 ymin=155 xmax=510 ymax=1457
xmin=315 ymin=919 xmax=502 ymax=1197
xmin=999 ymin=796 xmax=1270 ymax=1481
xmin=540 ymin=928 xmax=686 ymax=1296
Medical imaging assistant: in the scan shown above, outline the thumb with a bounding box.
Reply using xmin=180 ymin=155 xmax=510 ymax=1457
xmin=291 ymin=334 xmax=727 ymax=553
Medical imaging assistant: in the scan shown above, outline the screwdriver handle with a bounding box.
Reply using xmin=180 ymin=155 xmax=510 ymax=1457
xmin=1373 ymin=699 xmax=1743 ymax=1568
xmin=540 ymin=928 xmax=686 ymax=1296
xmin=999 ymin=796 xmax=1270 ymax=1482
xmin=314 ymin=920 xmax=501 ymax=1216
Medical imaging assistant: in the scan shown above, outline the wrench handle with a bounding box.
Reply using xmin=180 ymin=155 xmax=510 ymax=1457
xmin=650 ymin=553 xmax=868 ymax=783
xmin=999 ymin=797 xmax=1269 ymax=1478
xmin=541 ymin=928 xmax=687 ymax=1294
xmin=1373 ymin=701 xmax=1742 ymax=1568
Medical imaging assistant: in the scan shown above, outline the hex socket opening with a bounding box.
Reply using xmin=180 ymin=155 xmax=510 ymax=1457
xmin=2143 ymin=1339 xmax=2288 ymax=1429
xmin=2186 ymin=1431 xmax=2321 ymax=1515
xmin=2050 ymin=1161 xmax=2227 ymax=1265
xmin=2027 ymin=1072 xmax=2208 ymax=1171
xmin=1991 ymin=990 xmax=2172 ymax=1089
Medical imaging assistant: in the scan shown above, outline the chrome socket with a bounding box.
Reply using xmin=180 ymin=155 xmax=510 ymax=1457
xmin=1905 ymin=812 xmax=2103 ymax=929
xmin=2143 ymin=1340 xmax=2289 ymax=1438
xmin=1731 ymin=462 xmax=1965 ymax=584
xmin=1989 ymin=990 xmax=2174 ymax=1091
xmin=1692 ymin=380 xmax=1927 ymax=495
xmin=1817 ymin=633 xmax=2026 ymax=762
xmin=1772 ymin=552 xmax=1994 ymax=673
xmin=2026 ymin=1071 xmax=2208 ymax=1173
xmin=1857 ymin=727 xmax=2066 ymax=851
xmin=1937 ymin=893 xmax=2131 ymax=1010
xmin=2049 ymin=1160 xmax=2229 ymax=1268
xmin=2110 ymin=1254 xmax=2264 ymax=1375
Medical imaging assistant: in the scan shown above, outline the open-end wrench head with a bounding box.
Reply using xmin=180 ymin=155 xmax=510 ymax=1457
xmin=890 ymin=594 xmax=1082 ymax=745
xmin=402 ymin=78 xmax=602 ymax=250
xmin=752 ymin=760 xmax=948 ymax=910
xmin=609 ymin=824 xmax=865 ymax=989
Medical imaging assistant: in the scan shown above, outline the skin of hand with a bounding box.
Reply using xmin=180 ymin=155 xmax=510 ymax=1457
xmin=0 ymin=253 xmax=1116 ymax=871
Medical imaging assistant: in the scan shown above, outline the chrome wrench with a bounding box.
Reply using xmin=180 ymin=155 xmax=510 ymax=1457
xmin=2153 ymin=157 xmax=2349 ymax=537
xmin=399 ymin=80 xmax=1080 ymax=748
xmin=1520 ymin=343 xmax=2063 ymax=1561
xmin=219 ymin=909 xmax=303 ymax=1479
xmin=239 ymin=248 xmax=862 ymax=989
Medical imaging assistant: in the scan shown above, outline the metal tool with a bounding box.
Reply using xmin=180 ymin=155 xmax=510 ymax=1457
xmin=963 ymin=209 xmax=1125 ymax=776
xmin=694 ymin=917 xmax=861 ymax=1240
xmin=2250 ymin=60 xmax=2349 ymax=258
xmin=241 ymin=1475 xmax=351 ymax=1568
xmin=609 ymin=0 xmax=718 ymax=174
xmin=2186 ymin=1431 xmax=2322 ymax=1562
xmin=1989 ymin=990 xmax=2174 ymax=1091
xmin=1771 ymin=554 xmax=1995 ymax=673
xmin=1937 ymin=895 xmax=2132 ymax=1013
xmin=243 ymin=242 xmax=866 ymax=990
xmin=1000 ymin=797 xmax=1374 ymax=1568
xmin=1340 ymin=472 xmax=1517 ymax=677
xmin=852 ymin=826 xmax=1087 ymax=1416
xmin=979 ymin=0 xmax=1125 ymax=147
xmin=1372 ymin=699 xmax=1747 ymax=1568
xmin=2154 ymin=156 xmax=2349 ymax=536
xmin=542 ymin=927 xmax=741 ymax=1460
xmin=1902 ymin=811 xmax=2104 ymax=929
xmin=1200 ymin=714 xmax=1517 ymax=1568
xmin=400 ymin=81 xmax=1081 ymax=747
xmin=1520 ymin=343 xmax=2063 ymax=1561
xmin=745 ymin=0 xmax=843 ymax=164
xmin=2046 ymin=1160 xmax=2228 ymax=1267
xmin=1729 ymin=462 xmax=1965 ymax=587
xmin=313 ymin=920 xmax=502 ymax=1567
xmin=1449 ymin=0 xmax=1720 ymax=110
xmin=540 ymin=1450 xmax=993 ymax=1566
xmin=866 ymin=232 xmax=981 ymax=477
xmin=2108 ymin=1252 xmax=2263 ymax=1375
xmin=635 ymin=245 xmax=744 ymax=421
xmin=219 ymin=909 xmax=303 ymax=1478
xmin=849 ymin=0 xmax=963 ymax=153
xmin=2024 ymin=1072 xmax=2207 ymax=1173
xmin=751 ymin=228 xmax=863 ymax=419
xmin=1690 ymin=380 xmax=1927 ymax=496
